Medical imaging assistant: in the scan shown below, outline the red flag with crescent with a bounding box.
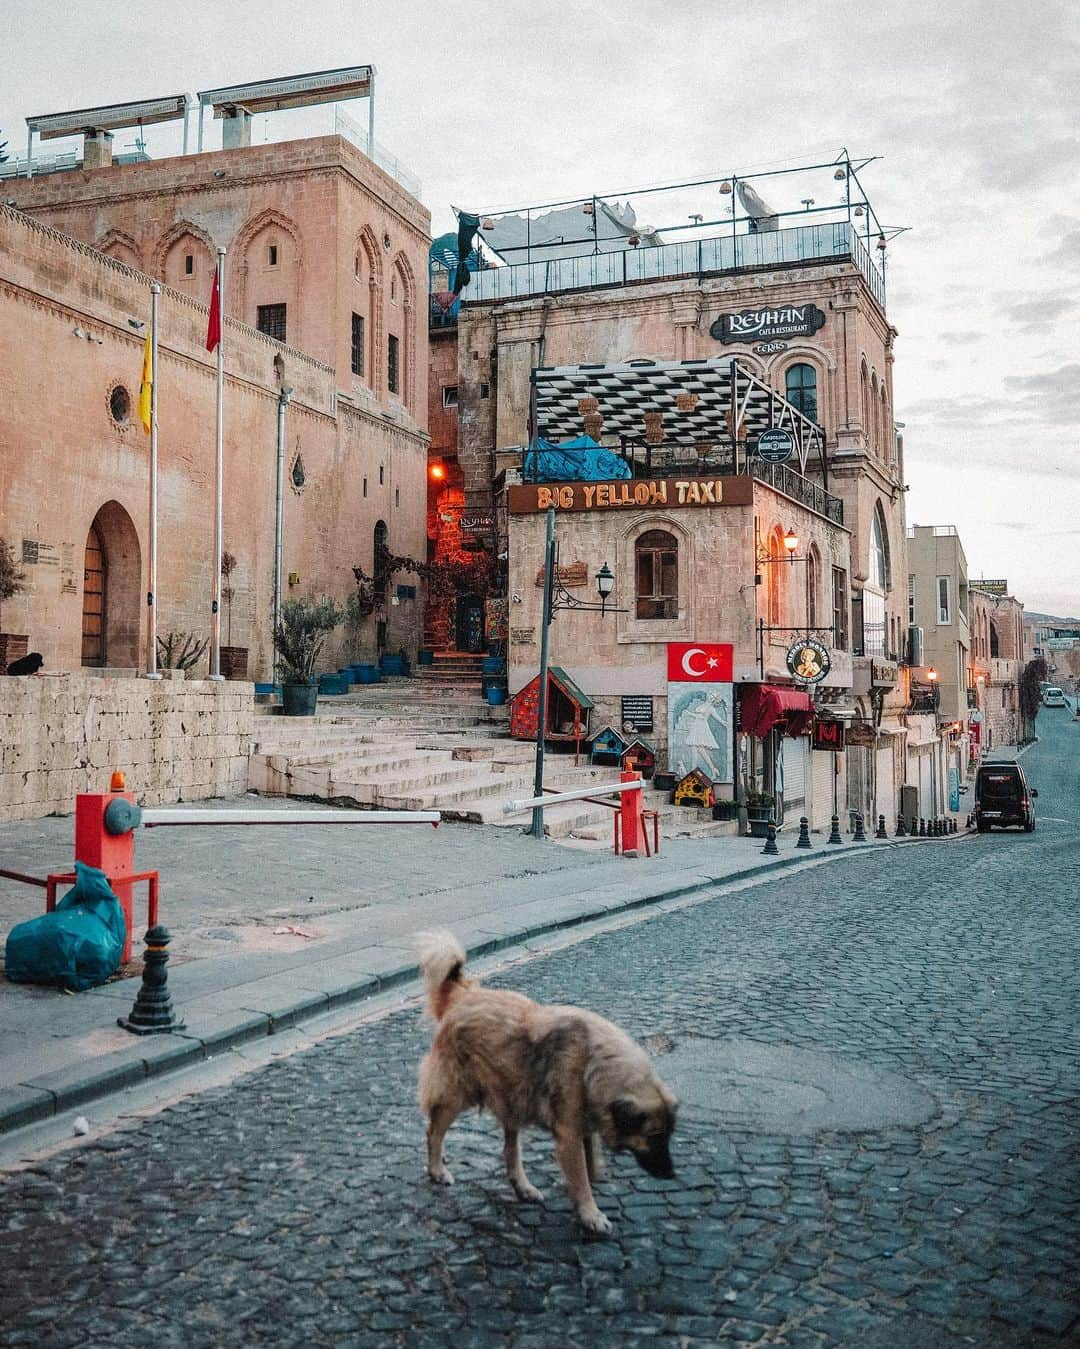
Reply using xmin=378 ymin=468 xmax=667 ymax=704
xmin=667 ymin=642 xmax=733 ymax=682
xmin=205 ymin=268 xmax=221 ymax=353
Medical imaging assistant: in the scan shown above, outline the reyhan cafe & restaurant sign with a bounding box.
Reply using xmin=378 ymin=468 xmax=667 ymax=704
xmin=711 ymin=304 xmax=826 ymax=344
xmin=509 ymin=475 xmax=753 ymax=514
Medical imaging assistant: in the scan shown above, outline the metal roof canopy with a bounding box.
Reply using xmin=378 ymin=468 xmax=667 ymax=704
xmin=197 ymin=66 xmax=372 ymax=117
xmin=27 ymin=94 xmax=191 ymax=140
xmin=196 ymin=66 xmax=375 ymax=154
xmin=532 ymin=357 xmax=827 ymax=481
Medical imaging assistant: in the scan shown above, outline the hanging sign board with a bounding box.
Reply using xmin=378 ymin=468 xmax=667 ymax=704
xmin=753 ymin=428 xmax=795 ymax=464
xmin=845 ymin=723 xmax=877 ymax=747
xmin=786 ymin=638 xmax=831 ymax=684
xmin=508 ymin=476 xmax=753 ymax=514
xmin=812 ymin=720 xmax=845 ymax=752
xmin=710 ymin=304 xmax=826 ymax=344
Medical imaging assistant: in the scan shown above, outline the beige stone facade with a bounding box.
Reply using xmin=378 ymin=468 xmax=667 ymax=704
xmin=0 ymin=133 xmax=431 ymax=678
xmin=0 ymin=674 xmax=251 ymax=822
xmin=968 ymin=588 xmax=1024 ymax=754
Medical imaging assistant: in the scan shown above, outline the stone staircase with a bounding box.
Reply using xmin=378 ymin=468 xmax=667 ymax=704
xmin=413 ymin=650 xmax=486 ymax=694
xmin=247 ymin=678 xmax=735 ymax=843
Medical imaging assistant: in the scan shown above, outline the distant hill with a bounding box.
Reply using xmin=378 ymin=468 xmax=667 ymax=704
xmin=1026 ymin=611 xmax=1080 ymax=627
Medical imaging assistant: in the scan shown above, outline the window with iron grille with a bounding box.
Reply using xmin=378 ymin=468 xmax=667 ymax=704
xmin=351 ymin=313 xmax=365 ymax=377
xmin=635 ymin=530 xmax=678 ymax=620
xmin=832 ymin=566 xmax=849 ymax=651
xmin=256 ymin=304 xmax=287 ymax=343
xmin=387 ymin=334 xmax=400 ymax=394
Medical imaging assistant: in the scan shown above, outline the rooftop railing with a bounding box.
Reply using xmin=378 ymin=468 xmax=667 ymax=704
xmin=462 ymin=221 xmax=885 ymax=310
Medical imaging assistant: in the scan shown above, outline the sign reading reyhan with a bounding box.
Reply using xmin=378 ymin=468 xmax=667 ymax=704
xmin=508 ymin=475 xmax=753 ymax=514
xmin=711 ymin=304 xmax=826 ymax=344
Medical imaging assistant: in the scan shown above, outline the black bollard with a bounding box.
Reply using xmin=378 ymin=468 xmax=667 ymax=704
xmin=876 ymin=813 xmax=888 ymax=839
xmin=761 ymin=819 xmax=780 ymax=856
xmin=118 ymin=925 xmax=185 ymax=1036
xmin=896 ymin=813 xmax=907 ymax=837
xmin=796 ymin=815 xmax=812 ymax=849
xmin=919 ymin=818 xmax=926 ymax=836
xmin=853 ymin=812 xmax=868 ymax=843
xmin=827 ymin=813 xmax=843 ymax=845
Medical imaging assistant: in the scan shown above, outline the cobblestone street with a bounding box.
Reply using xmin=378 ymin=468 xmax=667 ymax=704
xmin=1 ymin=724 xmax=1077 ymax=1347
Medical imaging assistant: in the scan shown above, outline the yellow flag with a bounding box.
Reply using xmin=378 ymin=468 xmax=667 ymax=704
xmin=137 ymin=329 xmax=152 ymax=433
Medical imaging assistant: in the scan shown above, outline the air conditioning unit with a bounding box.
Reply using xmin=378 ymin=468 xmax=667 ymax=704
xmin=906 ymin=625 xmax=924 ymax=667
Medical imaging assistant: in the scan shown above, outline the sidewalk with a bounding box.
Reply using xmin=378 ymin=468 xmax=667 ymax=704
xmin=0 ymin=799 xmax=956 ymax=1135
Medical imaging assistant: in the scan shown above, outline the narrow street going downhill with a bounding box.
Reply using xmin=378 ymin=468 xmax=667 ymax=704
xmin=2 ymin=720 xmax=1078 ymax=1348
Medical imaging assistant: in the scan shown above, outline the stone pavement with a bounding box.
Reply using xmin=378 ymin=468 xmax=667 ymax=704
xmin=0 ymin=798 xmax=915 ymax=1137
xmin=0 ymin=721 xmax=1075 ymax=1346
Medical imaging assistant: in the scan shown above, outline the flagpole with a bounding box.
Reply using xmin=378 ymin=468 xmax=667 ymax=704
xmin=145 ymin=282 xmax=162 ymax=679
xmin=210 ymin=245 xmax=225 ymax=680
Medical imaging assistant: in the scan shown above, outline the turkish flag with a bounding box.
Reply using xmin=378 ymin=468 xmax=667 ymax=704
xmin=205 ymin=267 xmax=221 ymax=353
xmin=667 ymin=642 xmax=733 ymax=682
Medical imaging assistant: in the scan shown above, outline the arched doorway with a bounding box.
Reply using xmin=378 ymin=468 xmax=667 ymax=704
xmin=81 ymin=524 xmax=106 ymax=666
xmin=81 ymin=502 xmax=141 ymax=669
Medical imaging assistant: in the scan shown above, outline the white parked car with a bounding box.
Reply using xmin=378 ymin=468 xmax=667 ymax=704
xmin=1042 ymin=687 xmax=1066 ymax=707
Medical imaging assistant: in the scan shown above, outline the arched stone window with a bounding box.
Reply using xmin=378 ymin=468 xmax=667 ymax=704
xmin=869 ymin=503 xmax=890 ymax=591
xmin=863 ymin=503 xmax=890 ymax=657
xmin=869 ymin=372 xmax=879 ymax=454
xmin=635 ymin=529 xmax=678 ymax=620
xmin=766 ymin=525 xmax=786 ymax=627
xmin=785 ymin=363 xmax=818 ymax=422
xmin=860 ymin=361 xmax=870 ymax=447
xmin=807 ymin=544 xmax=821 ymax=630
xmin=373 ymin=520 xmax=390 ymax=607
xmin=880 ymin=384 xmax=891 ymax=461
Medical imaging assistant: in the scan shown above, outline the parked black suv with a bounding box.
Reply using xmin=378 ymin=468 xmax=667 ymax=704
xmin=974 ymin=761 xmax=1037 ymax=832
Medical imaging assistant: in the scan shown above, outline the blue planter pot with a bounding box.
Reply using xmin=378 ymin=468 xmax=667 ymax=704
xmin=282 ymin=682 xmax=318 ymax=716
xmin=418 ymin=649 xmax=434 ymax=666
xmin=319 ymin=673 xmax=349 ymax=696
xmin=380 ymin=655 xmax=408 ymax=677
xmin=485 ymin=685 xmax=508 ymax=706
xmin=338 ymin=667 xmax=358 ymax=685
xmin=354 ymin=664 xmax=382 ymax=684
xmin=482 ymin=657 xmax=506 ymax=676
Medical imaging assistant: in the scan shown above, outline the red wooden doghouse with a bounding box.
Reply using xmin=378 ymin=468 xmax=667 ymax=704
xmin=510 ymin=667 xmax=594 ymax=749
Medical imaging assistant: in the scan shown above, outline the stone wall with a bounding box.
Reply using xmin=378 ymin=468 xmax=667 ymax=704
xmin=0 ymin=675 xmax=252 ymax=822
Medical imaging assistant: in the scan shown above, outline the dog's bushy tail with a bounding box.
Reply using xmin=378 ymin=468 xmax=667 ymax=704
xmin=417 ymin=930 xmax=471 ymax=1021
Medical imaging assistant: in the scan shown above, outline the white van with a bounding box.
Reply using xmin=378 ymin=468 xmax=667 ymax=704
xmin=1042 ymin=687 xmax=1066 ymax=707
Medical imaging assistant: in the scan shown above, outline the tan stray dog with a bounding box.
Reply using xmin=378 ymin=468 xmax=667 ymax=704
xmin=417 ymin=931 xmax=677 ymax=1234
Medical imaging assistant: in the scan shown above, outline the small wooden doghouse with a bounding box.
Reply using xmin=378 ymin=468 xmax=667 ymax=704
xmin=621 ymin=738 xmax=656 ymax=780
xmin=510 ymin=666 xmax=594 ymax=745
xmin=674 ymin=768 xmax=715 ymax=809
xmin=589 ymin=725 xmax=627 ymax=766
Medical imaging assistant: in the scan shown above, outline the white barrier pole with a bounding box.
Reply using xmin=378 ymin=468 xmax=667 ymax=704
xmin=503 ymin=778 xmax=641 ymax=817
xmin=141 ymin=808 xmax=439 ymax=828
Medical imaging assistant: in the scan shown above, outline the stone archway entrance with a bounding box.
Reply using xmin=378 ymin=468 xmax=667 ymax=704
xmin=81 ymin=502 xmax=141 ymax=669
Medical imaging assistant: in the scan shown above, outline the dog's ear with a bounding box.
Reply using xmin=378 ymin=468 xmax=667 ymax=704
xmin=610 ymin=1098 xmax=647 ymax=1137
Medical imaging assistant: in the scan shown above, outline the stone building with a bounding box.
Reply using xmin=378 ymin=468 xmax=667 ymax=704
xmin=1 ymin=106 xmax=430 ymax=676
xmin=968 ymin=585 xmax=1024 ymax=754
xmin=445 ymin=160 xmax=916 ymax=830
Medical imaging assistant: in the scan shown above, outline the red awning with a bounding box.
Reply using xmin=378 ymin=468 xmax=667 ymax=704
xmin=739 ymin=684 xmax=814 ymax=738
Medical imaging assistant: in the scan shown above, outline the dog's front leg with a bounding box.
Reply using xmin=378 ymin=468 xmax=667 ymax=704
xmin=554 ymin=1126 xmax=612 ymax=1235
xmin=426 ymin=1105 xmax=457 ymax=1185
xmin=503 ymin=1128 xmax=543 ymax=1202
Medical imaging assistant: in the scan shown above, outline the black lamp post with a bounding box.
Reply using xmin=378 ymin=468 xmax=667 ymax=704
xmin=530 ymin=507 xmax=624 ymax=839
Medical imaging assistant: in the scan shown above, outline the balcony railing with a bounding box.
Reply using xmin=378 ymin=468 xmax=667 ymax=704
xmin=461 ymin=221 xmax=885 ymax=310
xmin=750 ymin=459 xmax=843 ymax=525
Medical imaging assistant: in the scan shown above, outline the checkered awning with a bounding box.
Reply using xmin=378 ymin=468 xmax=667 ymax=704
xmin=532 ymin=356 xmax=824 ymax=475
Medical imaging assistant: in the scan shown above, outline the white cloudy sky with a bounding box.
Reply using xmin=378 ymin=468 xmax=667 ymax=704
xmin=4 ymin=0 xmax=1079 ymax=615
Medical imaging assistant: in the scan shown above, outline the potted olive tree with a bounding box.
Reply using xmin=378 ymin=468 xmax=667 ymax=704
xmin=274 ymin=596 xmax=344 ymax=715
xmin=219 ymin=550 xmax=248 ymax=681
xmin=0 ymin=536 xmax=29 ymax=672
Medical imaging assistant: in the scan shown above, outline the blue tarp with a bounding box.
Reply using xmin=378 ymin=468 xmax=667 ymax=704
xmin=525 ymin=435 xmax=632 ymax=483
xmin=4 ymin=862 xmax=125 ymax=991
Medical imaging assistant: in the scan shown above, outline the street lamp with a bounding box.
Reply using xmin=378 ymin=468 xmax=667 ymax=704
xmin=530 ymin=508 xmax=624 ymax=838
xmin=926 ymin=666 xmax=940 ymax=711
xmin=783 ymin=528 xmax=799 ymax=556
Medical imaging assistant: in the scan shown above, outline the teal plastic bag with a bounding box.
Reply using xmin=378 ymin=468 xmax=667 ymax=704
xmin=4 ymin=861 xmax=126 ymax=991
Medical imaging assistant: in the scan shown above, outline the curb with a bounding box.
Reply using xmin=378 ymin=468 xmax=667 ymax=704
xmin=0 ymin=832 xmax=955 ymax=1138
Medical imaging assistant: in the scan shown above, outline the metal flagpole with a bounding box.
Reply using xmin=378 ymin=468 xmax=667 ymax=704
xmin=145 ymin=283 xmax=162 ymax=679
xmin=209 ymin=246 xmax=226 ymax=680
xmin=530 ymin=507 xmax=557 ymax=839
